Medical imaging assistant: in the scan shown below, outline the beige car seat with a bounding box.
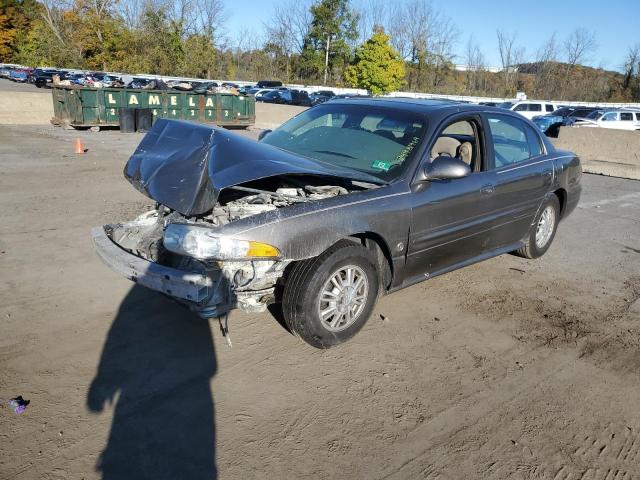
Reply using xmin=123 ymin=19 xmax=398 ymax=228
xmin=456 ymin=142 xmax=473 ymax=165
xmin=430 ymin=137 xmax=460 ymax=159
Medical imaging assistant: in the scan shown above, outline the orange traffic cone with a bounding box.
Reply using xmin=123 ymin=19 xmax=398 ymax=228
xmin=75 ymin=138 xmax=86 ymax=154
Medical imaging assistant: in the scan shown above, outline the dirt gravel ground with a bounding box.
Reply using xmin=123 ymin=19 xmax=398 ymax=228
xmin=1 ymin=124 xmax=639 ymax=480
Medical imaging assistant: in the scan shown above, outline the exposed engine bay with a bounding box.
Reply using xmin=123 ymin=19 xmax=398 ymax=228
xmin=102 ymin=176 xmax=363 ymax=317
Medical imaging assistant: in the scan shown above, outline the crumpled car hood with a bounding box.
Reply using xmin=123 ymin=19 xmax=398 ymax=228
xmin=124 ymin=118 xmax=380 ymax=216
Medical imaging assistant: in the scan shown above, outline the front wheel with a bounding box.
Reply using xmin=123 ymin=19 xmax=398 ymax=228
xmin=282 ymin=240 xmax=379 ymax=348
xmin=514 ymin=195 xmax=560 ymax=259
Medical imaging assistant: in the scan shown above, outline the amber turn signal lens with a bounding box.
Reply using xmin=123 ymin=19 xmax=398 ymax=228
xmin=246 ymin=241 xmax=280 ymax=258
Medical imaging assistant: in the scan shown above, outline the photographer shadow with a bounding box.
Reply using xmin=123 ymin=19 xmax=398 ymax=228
xmin=87 ymin=285 xmax=218 ymax=479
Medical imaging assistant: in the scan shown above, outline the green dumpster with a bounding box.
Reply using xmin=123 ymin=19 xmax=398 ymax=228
xmin=51 ymin=86 xmax=256 ymax=129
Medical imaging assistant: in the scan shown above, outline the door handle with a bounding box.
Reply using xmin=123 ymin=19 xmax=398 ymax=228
xmin=480 ymin=184 xmax=495 ymax=194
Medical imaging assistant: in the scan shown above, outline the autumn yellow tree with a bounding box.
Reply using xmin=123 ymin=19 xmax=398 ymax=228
xmin=0 ymin=0 xmax=33 ymax=61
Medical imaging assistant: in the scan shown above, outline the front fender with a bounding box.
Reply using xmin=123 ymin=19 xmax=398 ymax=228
xmin=219 ymin=184 xmax=413 ymax=262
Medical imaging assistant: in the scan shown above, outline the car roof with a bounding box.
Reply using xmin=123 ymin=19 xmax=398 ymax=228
xmin=326 ymin=96 xmax=486 ymax=114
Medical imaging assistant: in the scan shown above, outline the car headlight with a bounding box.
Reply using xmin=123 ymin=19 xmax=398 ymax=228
xmin=163 ymin=224 xmax=280 ymax=260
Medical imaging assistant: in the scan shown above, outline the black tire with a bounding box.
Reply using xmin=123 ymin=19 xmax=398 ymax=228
xmin=514 ymin=195 xmax=560 ymax=259
xmin=282 ymin=240 xmax=379 ymax=349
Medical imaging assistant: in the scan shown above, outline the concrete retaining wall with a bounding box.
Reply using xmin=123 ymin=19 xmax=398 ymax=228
xmin=254 ymin=102 xmax=307 ymax=129
xmin=0 ymin=91 xmax=53 ymax=125
xmin=556 ymin=127 xmax=640 ymax=181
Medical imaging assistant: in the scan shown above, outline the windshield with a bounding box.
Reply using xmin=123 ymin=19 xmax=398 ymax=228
xmin=586 ymin=110 xmax=603 ymax=119
xmin=497 ymin=101 xmax=514 ymax=109
xmin=261 ymin=103 xmax=426 ymax=182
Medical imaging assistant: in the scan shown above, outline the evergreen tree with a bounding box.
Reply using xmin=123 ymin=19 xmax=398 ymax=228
xmin=299 ymin=0 xmax=358 ymax=84
xmin=344 ymin=27 xmax=405 ymax=95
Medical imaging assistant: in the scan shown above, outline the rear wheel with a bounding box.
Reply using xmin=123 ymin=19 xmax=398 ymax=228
xmin=515 ymin=195 xmax=560 ymax=259
xmin=282 ymin=241 xmax=379 ymax=348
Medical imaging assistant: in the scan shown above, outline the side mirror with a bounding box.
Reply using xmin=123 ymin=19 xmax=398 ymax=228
xmin=258 ymin=129 xmax=272 ymax=141
xmin=424 ymin=156 xmax=471 ymax=180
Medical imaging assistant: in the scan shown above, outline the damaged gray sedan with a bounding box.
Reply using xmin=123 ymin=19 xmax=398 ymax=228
xmin=92 ymin=99 xmax=582 ymax=348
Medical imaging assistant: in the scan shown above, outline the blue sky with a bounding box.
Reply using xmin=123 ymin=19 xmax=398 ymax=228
xmin=224 ymin=0 xmax=639 ymax=72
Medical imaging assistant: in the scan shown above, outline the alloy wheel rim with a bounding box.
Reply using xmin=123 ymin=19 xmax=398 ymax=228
xmin=317 ymin=265 xmax=369 ymax=332
xmin=535 ymin=205 xmax=555 ymax=249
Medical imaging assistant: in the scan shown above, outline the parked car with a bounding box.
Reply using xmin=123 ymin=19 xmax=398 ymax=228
xmin=532 ymin=106 xmax=603 ymax=137
xmin=64 ymin=73 xmax=87 ymax=85
xmin=33 ymin=70 xmax=61 ymax=88
xmin=256 ymin=80 xmax=283 ymax=88
xmin=292 ymin=89 xmax=312 ymax=106
xmin=310 ymin=90 xmax=336 ymax=106
xmin=573 ymin=109 xmax=640 ymax=131
xmin=238 ymin=85 xmax=254 ymax=94
xmin=258 ymin=90 xmax=287 ymax=104
xmin=532 ymin=114 xmax=565 ymax=137
xmin=259 ymin=89 xmax=312 ymax=106
xmin=508 ymin=101 xmax=559 ymax=120
xmin=9 ymin=68 xmax=30 ymax=82
xmin=254 ymin=89 xmax=275 ymax=101
xmin=92 ymin=99 xmax=581 ymax=348
xmin=28 ymin=68 xmax=55 ymax=83
xmin=0 ymin=66 xmax=12 ymax=78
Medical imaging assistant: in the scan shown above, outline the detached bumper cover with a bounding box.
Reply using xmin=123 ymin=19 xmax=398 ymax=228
xmin=91 ymin=226 xmax=212 ymax=303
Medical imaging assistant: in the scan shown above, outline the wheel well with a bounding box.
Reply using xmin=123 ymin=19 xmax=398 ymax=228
xmin=348 ymin=233 xmax=394 ymax=292
xmin=553 ymin=188 xmax=567 ymax=217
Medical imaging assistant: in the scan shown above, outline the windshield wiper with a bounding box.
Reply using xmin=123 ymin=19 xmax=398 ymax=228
xmin=351 ymin=180 xmax=384 ymax=189
xmin=313 ymin=150 xmax=357 ymax=159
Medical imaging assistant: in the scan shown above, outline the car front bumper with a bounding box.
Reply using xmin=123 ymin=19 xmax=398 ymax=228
xmin=91 ymin=226 xmax=213 ymax=304
xmin=91 ymin=226 xmax=285 ymax=318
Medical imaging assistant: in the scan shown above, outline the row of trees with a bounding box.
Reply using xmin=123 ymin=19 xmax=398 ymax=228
xmin=1 ymin=0 xmax=639 ymax=101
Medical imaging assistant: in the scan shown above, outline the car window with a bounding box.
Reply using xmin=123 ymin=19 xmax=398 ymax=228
xmin=529 ymin=104 xmax=542 ymax=112
xmin=514 ymin=104 xmax=528 ymax=112
xmin=486 ymin=115 xmax=530 ymax=167
xmin=601 ymin=112 xmax=617 ymax=122
xmin=261 ymin=104 xmax=426 ymax=182
xmin=432 ymin=119 xmax=480 ymax=170
xmin=620 ymin=112 xmax=633 ymax=121
xmin=545 ymin=105 xmax=554 ymax=112
xmin=442 ymin=121 xmax=474 ymax=135
xmin=636 ymin=113 xmax=640 ymax=121
xmin=525 ymin=125 xmax=543 ymax=157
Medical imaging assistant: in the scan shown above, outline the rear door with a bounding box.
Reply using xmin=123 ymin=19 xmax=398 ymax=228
xmin=619 ymin=112 xmax=636 ymax=130
xmin=481 ymin=113 xmax=554 ymax=247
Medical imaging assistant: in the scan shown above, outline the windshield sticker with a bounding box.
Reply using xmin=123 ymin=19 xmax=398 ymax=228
xmin=394 ymin=136 xmax=420 ymax=163
xmin=372 ymin=160 xmax=391 ymax=171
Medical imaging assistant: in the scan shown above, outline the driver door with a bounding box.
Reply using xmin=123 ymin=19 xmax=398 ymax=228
xmin=404 ymin=115 xmax=499 ymax=281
